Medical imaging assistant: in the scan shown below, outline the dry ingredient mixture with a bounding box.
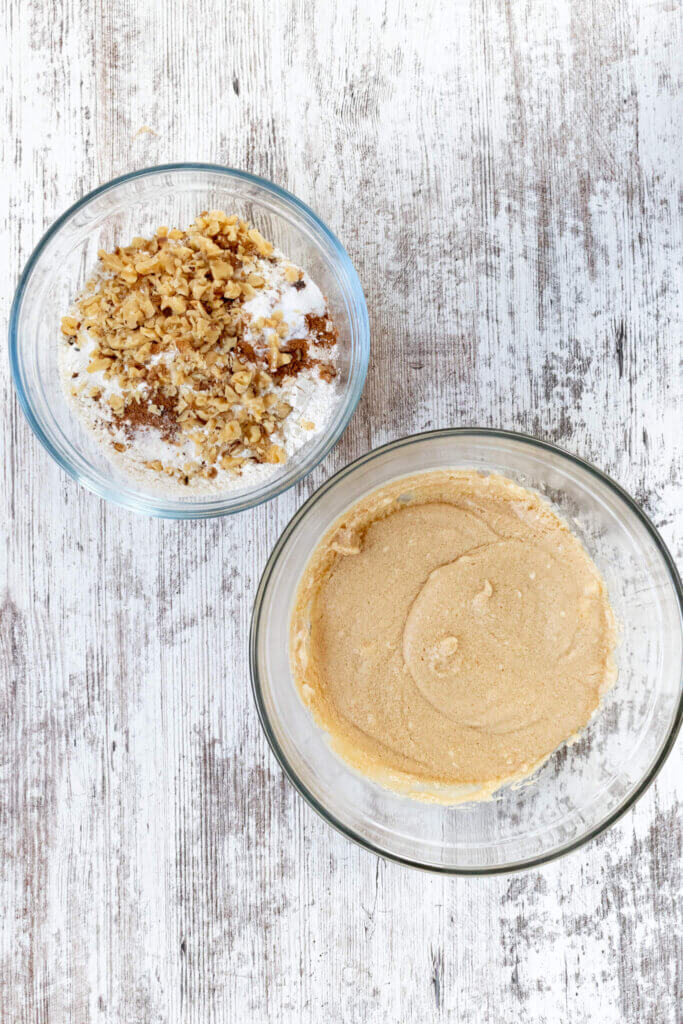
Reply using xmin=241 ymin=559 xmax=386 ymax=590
xmin=290 ymin=471 xmax=618 ymax=802
xmin=59 ymin=211 xmax=338 ymax=494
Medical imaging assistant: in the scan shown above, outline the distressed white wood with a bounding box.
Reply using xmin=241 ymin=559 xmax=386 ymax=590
xmin=1 ymin=0 xmax=681 ymax=1021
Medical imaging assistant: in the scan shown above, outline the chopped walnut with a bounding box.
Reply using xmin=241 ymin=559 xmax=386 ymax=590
xmin=60 ymin=211 xmax=338 ymax=483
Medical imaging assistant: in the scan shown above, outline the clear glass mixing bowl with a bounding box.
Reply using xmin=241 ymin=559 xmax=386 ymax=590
xmin=250 ymin=429 xmax=683 ymax=873
xmin=9 ymin=164 xmax=369 ymax=518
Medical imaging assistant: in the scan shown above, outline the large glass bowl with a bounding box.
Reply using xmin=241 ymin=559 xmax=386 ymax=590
xmin=9 ymin=164 xmax=369 ymax=518
xmin=250 ymin=429 xmax=683 ymax=873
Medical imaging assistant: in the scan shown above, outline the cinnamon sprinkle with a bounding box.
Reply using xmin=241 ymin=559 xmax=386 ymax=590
xmin=118 ymin=388 xmax=180 ymax=443
xmin=305 ymin=313 xmax=338 ymax=348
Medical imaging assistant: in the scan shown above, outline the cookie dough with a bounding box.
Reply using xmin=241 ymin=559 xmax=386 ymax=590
xmin=290 ymin=471 xmax=617 ymax=801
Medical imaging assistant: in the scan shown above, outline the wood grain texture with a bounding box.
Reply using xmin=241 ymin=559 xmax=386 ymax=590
xmin=2 ymin=0 xmax=681 ymax=1021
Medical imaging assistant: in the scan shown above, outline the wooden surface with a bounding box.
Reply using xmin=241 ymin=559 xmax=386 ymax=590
xmin=2 ymin=0 xmax=682 ymax=1021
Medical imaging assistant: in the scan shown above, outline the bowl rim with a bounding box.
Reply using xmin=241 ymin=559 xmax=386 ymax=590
xmin=8 ymin=162 xmax=370 ymax=519
xmin=250 ymin=427 xmax=683 ymax=875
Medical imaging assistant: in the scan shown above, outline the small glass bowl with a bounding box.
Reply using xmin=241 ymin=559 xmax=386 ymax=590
xmin=9 ymin=164 xmax=369 ymax=518
xmin=250 ymin=429 xmax=683 ymax=873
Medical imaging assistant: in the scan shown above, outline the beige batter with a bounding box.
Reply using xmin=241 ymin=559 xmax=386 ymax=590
xmin=290 ymin=471 xmax=618 ymax=801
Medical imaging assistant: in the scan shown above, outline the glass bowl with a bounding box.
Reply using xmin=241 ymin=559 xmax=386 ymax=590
xmin=9 ymin=164 xmax=369 ymax=518
xmin=250 ymin=429 xmax=683 ymax=873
